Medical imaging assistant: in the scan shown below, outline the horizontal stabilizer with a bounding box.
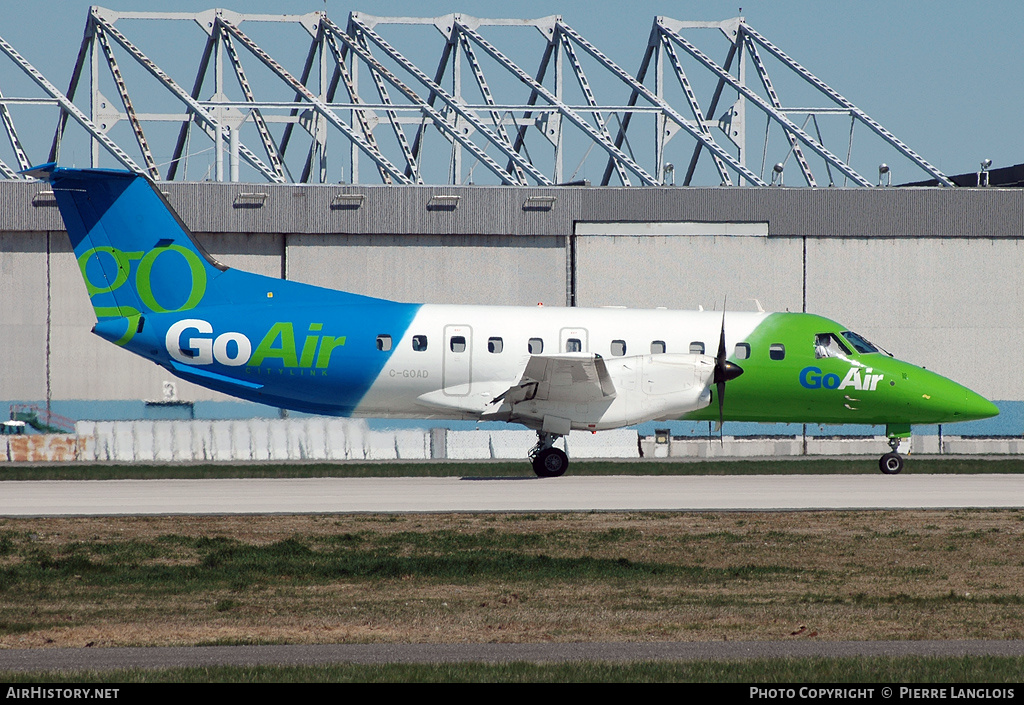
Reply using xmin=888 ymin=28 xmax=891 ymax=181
xmin=21 ymin=162 xmax=57 ymax=180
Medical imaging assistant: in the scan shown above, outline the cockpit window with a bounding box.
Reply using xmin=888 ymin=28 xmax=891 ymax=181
xmin=814 ymin=333 xmax=852 ymax=359
xmin=841 ymin=330 xmax=880 ymax=354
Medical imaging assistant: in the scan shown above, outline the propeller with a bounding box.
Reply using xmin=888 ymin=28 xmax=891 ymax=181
xmin=712 ymin=304 xmax=744 ymax=434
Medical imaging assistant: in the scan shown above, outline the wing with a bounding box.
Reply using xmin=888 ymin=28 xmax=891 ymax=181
xmin=416 ymin=353 xmax=617 ymax=418
xmin=493 ymin=353 xmax=616 ymax=405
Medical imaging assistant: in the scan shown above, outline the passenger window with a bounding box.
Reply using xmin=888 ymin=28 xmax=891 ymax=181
xmin=814 ymin=333 xmax=852 ymax=359
xmin=734 ymin=343 xmax=750 ymax=360
xmin=651 ymin=340 xmax=666 ymax=354
xmin=376 ymin=334 xmax=392 ymax=352
xmin=611 ymin=340 xmax=626 ymax=356
xmin=565 ymin=338 xmax=582 ymax=353
xmin=689 ymin=341 xmax=705 ymax=355
xmin=769 ymin=343 xmax=785 ymax=360
xmin=450 ymin=335 xmax=467 ymax=353
xmin=528 ymin=338 xmax=544 ymax=354
xmin=412 ymin=335 xmax=428 ymax=352
xmin=488 ymin=337 xmax=503 ymax=353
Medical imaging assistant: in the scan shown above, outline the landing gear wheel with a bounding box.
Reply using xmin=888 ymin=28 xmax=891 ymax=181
xmin=533 ymin=447 xmax=569 ymax=478
xmin=879 ymin=452 xmax=903 ymax=475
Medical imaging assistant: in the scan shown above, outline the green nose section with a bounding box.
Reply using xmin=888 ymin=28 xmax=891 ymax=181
xmin=926 ymin=376 xmax=999 ymax=423
xmin=899 ymin=364 xmax=999 ymax=424
xmin=955 ymin=388 xmax=1000 ymax=422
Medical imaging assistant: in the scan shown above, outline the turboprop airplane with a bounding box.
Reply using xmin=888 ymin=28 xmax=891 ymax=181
xmin=28 ymin=163 xmax=998 ymax=477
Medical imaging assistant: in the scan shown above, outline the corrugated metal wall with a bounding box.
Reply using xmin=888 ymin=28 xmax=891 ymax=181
xmin=5 ymin=180 xmax=1024 ymax=237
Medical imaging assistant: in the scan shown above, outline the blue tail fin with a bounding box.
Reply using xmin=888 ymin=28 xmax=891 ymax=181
xmin=28 ymin=163 xmax=226 ymax=323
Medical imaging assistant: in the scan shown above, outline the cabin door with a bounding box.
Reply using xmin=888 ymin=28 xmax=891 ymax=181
xmin=442 ymin=324 xmax=473 ymax=396
xmin=559 ymin=327 xmax=589 ymax=353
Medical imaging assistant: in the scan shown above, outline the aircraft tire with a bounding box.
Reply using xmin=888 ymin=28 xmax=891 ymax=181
xmin=533 ymin=447 xmax=569 ymax=478
xmin=879 ymin=452 xmax=904 ymax=475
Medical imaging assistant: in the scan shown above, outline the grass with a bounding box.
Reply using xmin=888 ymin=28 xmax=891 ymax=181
xmin=4 ymin=657 xmax=1024 ymax=682
xmin=1 ymin=509 xmax=1023 ymax=650
xmin=2 ymin=456 xmax=1024 ymax=480
xmin=2 ymin=461 xmax=1022 ymax=682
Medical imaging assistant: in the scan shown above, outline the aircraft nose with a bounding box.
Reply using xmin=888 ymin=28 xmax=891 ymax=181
xmin=894 ymin=364 xmax=999 ymax=424
xmin=955 ymin=387 xmax=1000 ymax=422
xmin=924 ymin=378 xmax=999 ymax=423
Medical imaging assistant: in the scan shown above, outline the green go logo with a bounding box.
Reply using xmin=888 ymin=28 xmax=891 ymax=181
xmin=77 ymin=244 xmax=207 ymax=314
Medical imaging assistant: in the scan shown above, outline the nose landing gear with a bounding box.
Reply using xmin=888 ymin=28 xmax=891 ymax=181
xmin=879 ymin=436 xmax=904 ymax=475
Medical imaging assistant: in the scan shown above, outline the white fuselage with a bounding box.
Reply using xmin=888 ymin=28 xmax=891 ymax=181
xmin=357 ymin=304 xmax=768 ymax=426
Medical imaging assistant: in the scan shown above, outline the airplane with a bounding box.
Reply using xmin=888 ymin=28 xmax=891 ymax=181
xmin=26 ymin=163 xmax=998 ymax=477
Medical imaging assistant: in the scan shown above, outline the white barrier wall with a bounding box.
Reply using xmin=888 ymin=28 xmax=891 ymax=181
xmin=3 ymin=422 xmax=1022 ymax=462
xmin=37 ymin=421 xmax=641 ymax=462
xmin=71 ymin=418 xmax=429 ymax=462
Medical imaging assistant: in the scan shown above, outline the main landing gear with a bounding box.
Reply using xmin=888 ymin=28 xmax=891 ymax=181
xmin=879 ymin=436 xmax=904 ymax=475
xmin=530 ymin=431 xmax=568 ymax=478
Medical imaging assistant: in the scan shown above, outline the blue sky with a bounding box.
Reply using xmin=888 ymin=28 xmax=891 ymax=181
xmin=1 ymin=0 xmax=1020 ymax=180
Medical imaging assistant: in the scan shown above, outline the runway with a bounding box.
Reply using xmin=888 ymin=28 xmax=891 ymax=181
xmin=2 ymin=474 xmax=1023 ymax=516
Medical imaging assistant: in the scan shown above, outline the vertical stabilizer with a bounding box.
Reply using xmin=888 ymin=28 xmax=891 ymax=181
xmin=26 ymin=163 xmax=226 ymax=323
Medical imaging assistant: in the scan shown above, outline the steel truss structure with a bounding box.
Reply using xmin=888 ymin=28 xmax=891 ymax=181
xmin=0 ymin=7 xmax=953 ymax=186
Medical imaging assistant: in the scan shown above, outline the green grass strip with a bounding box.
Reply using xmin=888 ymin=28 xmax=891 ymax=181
xmin=2 ymin=656 xmax=1023 ymax=682
xmin=3 ymin=457 xmax=1024 ymax=480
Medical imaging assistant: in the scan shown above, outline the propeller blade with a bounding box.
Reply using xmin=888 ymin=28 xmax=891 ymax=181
xmin=715 ymin=307 xmax=728 ymax=433
xmin=711 ymin=302 xmax=744 ymax=436
xmin=717 ymin=308 xmax=728 ymax=371
xmin=716 ymin=379 xmax=726 ymax=434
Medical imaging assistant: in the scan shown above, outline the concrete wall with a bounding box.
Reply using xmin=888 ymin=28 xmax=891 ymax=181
xmin=286 ymin=233 xmax=565 ymax=305
xmin=0 ymin=422 xmax=640 ymax=462
xmin=3 ymin=424 xmax=1019 ymax=462
xmin=574 ymin=223 xmax=801 ymax=311
xmin=806 ymin=238 xmax=1024 ymax=402
xmin=0 ymin=231 xmax=46 ymax=400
